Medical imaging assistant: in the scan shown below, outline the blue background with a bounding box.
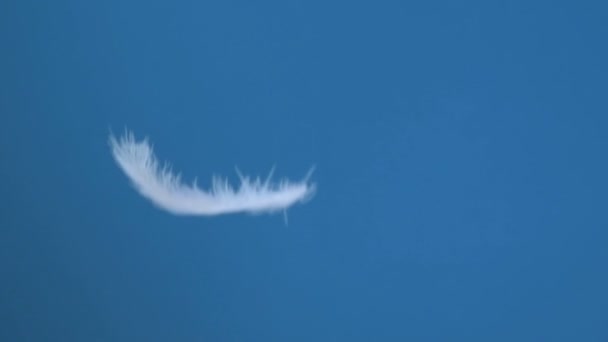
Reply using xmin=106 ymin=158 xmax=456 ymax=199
xmin=1 ymin=0 xmax=607 ymax=340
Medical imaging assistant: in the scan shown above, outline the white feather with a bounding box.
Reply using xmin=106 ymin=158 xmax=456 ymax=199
xmin=109 ymin=130 xmax=316 ymax=216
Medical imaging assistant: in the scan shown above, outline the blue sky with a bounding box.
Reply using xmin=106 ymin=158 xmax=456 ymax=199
xmin=1 ymin=0 xmax=607 ymax=341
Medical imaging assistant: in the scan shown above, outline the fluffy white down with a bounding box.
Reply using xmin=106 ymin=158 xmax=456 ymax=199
xmin=110 ymin=131 xmax=316 ymax=216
